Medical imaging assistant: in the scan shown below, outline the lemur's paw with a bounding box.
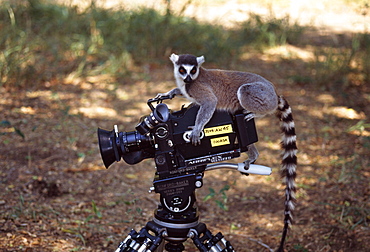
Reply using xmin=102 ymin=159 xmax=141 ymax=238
xmin=189 ymin=129 xmax=202 ymax=146
xmin=243 ymin=158 xmax=257 ymax=170
xmin=190 ymin=134 xmax=201 ymax=146
xmin=243 ymin=160 xmax=251 ymax=170
xmin=155 ymin=92 xmax=175 ymax=100
xmin=154 ymin=94 xmax=164 ymax=100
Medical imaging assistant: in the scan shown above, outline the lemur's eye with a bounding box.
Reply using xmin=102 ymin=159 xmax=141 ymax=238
xmin=179 ymin=67 xmax=186 ymax=74
xmin=190 ymin=67 xmax=197 ymax=75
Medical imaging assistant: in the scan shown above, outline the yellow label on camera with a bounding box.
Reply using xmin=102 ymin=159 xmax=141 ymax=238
xmin=204 ymin=124 xmax=233 ymax=137
xmin=210 ymin=136 xmax=230 ymax=147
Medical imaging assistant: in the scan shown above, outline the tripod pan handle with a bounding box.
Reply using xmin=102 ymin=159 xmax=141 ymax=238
xmin=237 ymin=163 xmax=272 ymax=175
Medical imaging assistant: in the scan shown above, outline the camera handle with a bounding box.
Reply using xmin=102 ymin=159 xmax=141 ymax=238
xmin=114 ymin=163 xmax=272 ymax=252
xmin=147 ymin=96 xmax=172 ymax=111
xmin=205 ymin=163 xmax=272 ymax=176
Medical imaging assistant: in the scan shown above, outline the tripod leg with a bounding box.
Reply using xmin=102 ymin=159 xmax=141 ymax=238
xmin=115 ymin=229 xmax=137 ymax=252
xmin=114 ymin=225 xmax=165 ymax=252
xmin=189 ymin=223 xmax=235 ymax=252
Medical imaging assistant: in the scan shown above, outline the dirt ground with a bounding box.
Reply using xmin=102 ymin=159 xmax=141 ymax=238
xmin=1 ymin=1 xmax=369 ymax=251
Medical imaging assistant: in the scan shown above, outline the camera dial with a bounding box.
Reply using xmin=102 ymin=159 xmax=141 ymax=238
xmin=155 ymin=127 xmax=168 ymax=139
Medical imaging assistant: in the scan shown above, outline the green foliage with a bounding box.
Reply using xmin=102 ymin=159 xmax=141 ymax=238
xmin=347 ymin=120 xmax=370 ymax=135
xmin=308 ymin=33 xmax=370 ymax=90
xmin=318 ymin=201 xmax=369 ymax=230
xmin=236 ymin=14 xmax=304 ymax=49
xmin=203 ymin=184 xmax=231 ymax=211
xmin=357 ymin=32 xmax=370 ymax=82
xmin=1 ymin=0 xmax=369 ymax=93
xmin=0 ymin=0 xmax=305 ymax=89
xmin=312 ymin=47 xmax=353 ymax=87
xmin=292 ymin=244 xmax=309 ymax=252
xmin=62 ymin=200 xmax=103 ymax=246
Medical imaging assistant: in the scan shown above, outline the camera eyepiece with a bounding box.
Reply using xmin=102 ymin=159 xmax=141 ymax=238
xmin=136 ymin=103 xmax=169 ymax=135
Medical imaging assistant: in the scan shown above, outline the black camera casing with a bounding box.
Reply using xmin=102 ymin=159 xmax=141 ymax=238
xmin=152 ymin=104 xmax=258 ymax=179
xmin=98 ymin=100 xmax=258 ymax=219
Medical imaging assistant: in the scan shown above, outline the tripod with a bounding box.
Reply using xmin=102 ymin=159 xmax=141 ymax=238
xmin=114 ymin=163 xmax=272 ymax=252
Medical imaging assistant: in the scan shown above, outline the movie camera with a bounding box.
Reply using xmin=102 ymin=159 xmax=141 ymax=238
xmin=97 ymin=96 xmax=271 ymax=252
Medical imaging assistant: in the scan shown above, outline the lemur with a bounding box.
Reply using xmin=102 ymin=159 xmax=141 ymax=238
xmin=156 ymin=53 xmax=297 ymax=252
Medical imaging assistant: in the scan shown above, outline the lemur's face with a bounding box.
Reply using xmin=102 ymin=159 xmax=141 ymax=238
xmin=170 ymin=54 xmax=205 ymax=83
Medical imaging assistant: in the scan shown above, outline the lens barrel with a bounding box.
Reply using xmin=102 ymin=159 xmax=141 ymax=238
xmin=97 ymin=127 xmax=154 ymax=168
xmin=119 ymin=131 xmax=153 ymax=153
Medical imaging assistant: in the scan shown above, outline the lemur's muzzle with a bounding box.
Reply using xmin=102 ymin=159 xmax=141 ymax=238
xmin=184 ymin=75 xmax=193 ymax=83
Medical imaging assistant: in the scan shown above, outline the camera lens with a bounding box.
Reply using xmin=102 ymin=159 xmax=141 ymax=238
xmin=97 ymin=127 xmax=155 ymax=168
xmin=120 ymin=131 xmax=153 ymax=153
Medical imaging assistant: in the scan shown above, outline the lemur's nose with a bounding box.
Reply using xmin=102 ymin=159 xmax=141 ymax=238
xmin=184 ymin=75 xmax=192 ymax=83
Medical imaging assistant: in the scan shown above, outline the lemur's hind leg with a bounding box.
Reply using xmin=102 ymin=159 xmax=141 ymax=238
xmin=238 ymin=82 xmax=277 ymax=169
xmin=237 ymin=82 xmax=278 ymax=115
xmin=243 ymin=143 xmax=259 ymax=169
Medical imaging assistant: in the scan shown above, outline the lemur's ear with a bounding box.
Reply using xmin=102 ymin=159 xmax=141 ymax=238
xmin=197 ymin=55 xmax=205 ymax=66
xmin=170 ymin=53 xmax=179 ymax=64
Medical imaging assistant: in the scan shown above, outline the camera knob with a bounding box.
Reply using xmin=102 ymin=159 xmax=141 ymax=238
xmin=155 ymin=127 xmax=168 ymax=139
xmin=156 ymin=155 xmax=166 ymax=165
xmin=195 ymin=181 xmax=202 ymax=188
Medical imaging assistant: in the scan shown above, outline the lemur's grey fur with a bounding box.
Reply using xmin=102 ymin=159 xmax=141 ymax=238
xmin=156 ymin=53 xmax=297 ymax=251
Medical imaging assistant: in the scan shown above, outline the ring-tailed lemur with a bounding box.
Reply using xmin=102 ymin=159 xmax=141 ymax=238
xmin=156 ymin=53 xmax=297 ymax=251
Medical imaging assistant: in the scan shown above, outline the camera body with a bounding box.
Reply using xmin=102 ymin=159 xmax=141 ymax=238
xmin=150 ymin=103 xmax=257 ymax=178
xmin=98 ymin=98 xmax=258 ymax=218
xmin=98 ymin=98 xmax=258 ymax=176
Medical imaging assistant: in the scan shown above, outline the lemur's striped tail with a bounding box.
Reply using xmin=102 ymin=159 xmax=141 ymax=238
xmin=275 ymin=96 xmax=297 ymax=252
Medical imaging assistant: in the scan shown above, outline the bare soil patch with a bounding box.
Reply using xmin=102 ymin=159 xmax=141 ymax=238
xmin=1 ymin=1 xmax=369 ymax=251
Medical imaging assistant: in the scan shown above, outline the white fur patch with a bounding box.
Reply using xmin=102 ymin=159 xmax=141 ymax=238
xmin=283 ymin=135 xmax=297 ymax=145
xmin=282 ymin=121 xmax=295 ymax=130
xmin=282 ymin=149 xmax=298 ymax=160
xmin=281 ymin=107 xmax=292 ymax=118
